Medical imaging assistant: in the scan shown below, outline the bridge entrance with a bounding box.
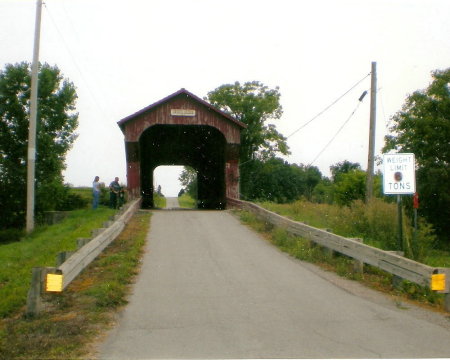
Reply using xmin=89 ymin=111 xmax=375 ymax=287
xmin=117 ymin=89 xmax=246 ymax=209
xmin=141 ymin=124 xmax=226 ymax=208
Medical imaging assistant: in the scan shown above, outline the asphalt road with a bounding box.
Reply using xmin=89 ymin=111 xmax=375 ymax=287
xmin=97 ymin=205 xmax=450 ymax=359
xmin=164 ymin=197 xmax=180 ymax=209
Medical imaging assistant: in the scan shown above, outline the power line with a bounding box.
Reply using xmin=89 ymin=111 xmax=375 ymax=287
xmin=307 ymin=98 xmax=364 ymax=167
xmin=286 ymin=73 xmax=371 ymax=139
xmin=43 ymin=3 xmax=109 ymax=120
xmin=239 ymin=75 xmax=371 ymax=168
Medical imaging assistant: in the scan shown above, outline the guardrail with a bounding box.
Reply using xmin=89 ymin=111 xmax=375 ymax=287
xmin=227 ymin=198 xmax=450 ymax=312
xmin=26 ymin=198 xmax=142 ymax=315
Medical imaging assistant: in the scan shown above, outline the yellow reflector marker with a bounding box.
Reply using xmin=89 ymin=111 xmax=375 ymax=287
xmin=46 ymin=273 xmax=63 ymax=292
xmin=431 ymin=274 xmax=446 ymax=291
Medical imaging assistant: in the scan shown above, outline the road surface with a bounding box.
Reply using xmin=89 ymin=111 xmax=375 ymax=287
xmin=97 ymin=207 xmax=450 ymax=359
xmin=164 ymin=197 xmax=180 ymax=209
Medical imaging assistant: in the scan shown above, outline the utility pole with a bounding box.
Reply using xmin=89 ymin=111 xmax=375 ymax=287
xmin=365 ymin=61 xmax=377 ymax=203
xmin=26 ymin=0 xmax=43 ymax=233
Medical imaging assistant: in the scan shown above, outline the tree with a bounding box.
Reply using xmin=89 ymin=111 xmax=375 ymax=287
xmin=239 ymin=158 xmax=322 ymax=203
xmin=206 ymin=81 xmax=289 ymax=163
xmin=178 ymin=166 xmax=197 ymax=198
xmin=0 ymin=62 xmax=78 ymax=229
xmin=302 ymin=165 xmax=322 ymax=200
xmin=383 ymin=67 xmax=450 ymax=242
xmin=333 ymin=169 xmax=366 ymax=206
xmin=330 ymin=160 xmax=361 ymax=182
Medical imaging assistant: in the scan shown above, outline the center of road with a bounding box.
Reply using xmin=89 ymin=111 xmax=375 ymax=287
xmin=97 ymin=209 xmax=450 ymax=359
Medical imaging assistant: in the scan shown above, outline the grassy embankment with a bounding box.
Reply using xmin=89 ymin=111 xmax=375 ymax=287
xmin=178 ymin=194 xmax=196 ymax=208
xmin=153 ymin=193 xmax=167 ymax=208
xmin=236 ymin=198 xmax=449 ymax=311
xmin=0 ymin=208 xmax=151 ymax=359
xmin=0 ymin=207 xmax=115 ymax=318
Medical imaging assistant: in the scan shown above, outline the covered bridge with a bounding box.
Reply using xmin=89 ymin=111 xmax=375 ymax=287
xmin=117 ymin=88 xmax=246 ymax=209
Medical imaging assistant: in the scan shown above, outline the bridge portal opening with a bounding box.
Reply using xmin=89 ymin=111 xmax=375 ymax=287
xmin=140 ymin=124 xmax=226 ymax=209
xmin=153 ymin=165 xmax=185 ymax=197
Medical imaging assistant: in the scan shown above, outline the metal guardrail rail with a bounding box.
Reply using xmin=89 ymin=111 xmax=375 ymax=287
xmin=227 ymin=198 xmax=450 ymax=311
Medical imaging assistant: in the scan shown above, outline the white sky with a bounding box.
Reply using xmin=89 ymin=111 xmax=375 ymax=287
xmin=1 ymin=0 xmax=449 ymax=196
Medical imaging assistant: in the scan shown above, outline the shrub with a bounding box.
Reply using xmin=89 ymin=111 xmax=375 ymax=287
xmin=409 ymin=218 xmax=437 ymax=262
xmin=57 ymin=192 xmax=89 ymax=211
xmin=0 ymin=228 xmax=25 ymax=244
xmin=363 ymin=199 xmax=398 ymax=249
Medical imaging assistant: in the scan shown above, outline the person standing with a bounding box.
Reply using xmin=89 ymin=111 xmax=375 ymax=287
xmin=92 ymin=176 xmax=101 ymax=209
xmin=109 ymin=177 xmax=122 ymax=209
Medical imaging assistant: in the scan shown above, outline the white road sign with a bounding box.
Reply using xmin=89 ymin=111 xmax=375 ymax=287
xmin=383 ymin=153 xmax=416 ymax=194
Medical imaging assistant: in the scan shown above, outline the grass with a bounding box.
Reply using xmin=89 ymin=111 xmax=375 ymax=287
xmin=425 ymin=248 xmax=450 ymax=267
xmin=236 ymin=208 xmax=448 ymax=312
xmin=69 ymin=186 xmax=112 ymax=208
xmin=0 ymin=209 xmax=151 ymax=359
xmin=153 ymin=193 xmax=167 ymax=208
xmin=178 ymin=194 xmax=196 ymax=209
xmin=69 ymin=186 xmax=92 ymax=204
xmin=0 ymin=207 xmax=117 ymax=319
xmin=259 ymin=198 xmax=441 ymax=265
xmin=259 ymin=199 xmax=397 ymax=243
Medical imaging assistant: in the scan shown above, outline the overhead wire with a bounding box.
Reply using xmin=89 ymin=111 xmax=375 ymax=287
xmin=43 ymin=3 xmax=109 ymax=121
xmin=307 ymin=92 xmax=367 ymax=167
xmin=239 ymin=74 xmax=371 ymax=168
xmin=286 ymin=73 xmax=371 ymax=139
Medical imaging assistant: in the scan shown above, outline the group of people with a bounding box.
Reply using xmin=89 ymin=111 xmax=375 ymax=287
xmin=92 ymin=176 xmax=124 ymax=209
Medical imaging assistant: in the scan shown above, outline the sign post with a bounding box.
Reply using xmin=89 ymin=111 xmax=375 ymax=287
xmin=383 ymin=153 xmax=416 ymax=251
xmin=413 ymin=192 xmax=419 ymax=251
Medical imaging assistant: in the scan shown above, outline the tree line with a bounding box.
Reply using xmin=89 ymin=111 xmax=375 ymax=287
xmin=1 ymin=62 xmax=448 ymax=246
xmin=190 ymin=71 xmax=449 ymax=246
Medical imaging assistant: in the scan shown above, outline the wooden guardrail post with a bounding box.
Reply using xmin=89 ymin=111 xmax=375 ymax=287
xmin=91 ymin=228 xmax=106 ymax=237
xmin=351 ymin=238 xmax=364 ymax=274
xmin=324 ymin=229 xmax=336 ymax=258
xmin=77 ymin=238 xmax=91 ymax=249
xmin=26 ymin=267 xmax=58 ymax=316
xmin=56 ymin=251 xmax=74 ymax=267
xmin=103 ymin=220 xmax=114 ymax=228
xmin=387 ymin=251 xmax=405 ymax=289
xmin=436 ymin=268 xmax=450 ymax=312
xmin=26 ymin=267 xmax=44 ymax=316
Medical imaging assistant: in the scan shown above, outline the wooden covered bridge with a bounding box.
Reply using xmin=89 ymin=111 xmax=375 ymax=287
xmin=117 ymin=89 xmax=246 ymax=209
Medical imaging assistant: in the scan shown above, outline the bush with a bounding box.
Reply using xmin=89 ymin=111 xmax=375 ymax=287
xmin=0 ymin=228 xmax=25 ymax=244
xmin=363 ymin=199 xmax=398 ymax=249
xmin=57 ymin=192 xmax=89 ymax=211
xmin=410 ymin=218 xmax=437 ymax=262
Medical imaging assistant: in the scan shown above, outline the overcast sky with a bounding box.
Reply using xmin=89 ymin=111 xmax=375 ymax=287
xmin=1 ymin=0 xmax=449 ymax=196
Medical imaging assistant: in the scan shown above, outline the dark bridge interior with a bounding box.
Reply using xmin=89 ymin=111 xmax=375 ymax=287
xmin=140 ymin=124 xmax=226 ymax=209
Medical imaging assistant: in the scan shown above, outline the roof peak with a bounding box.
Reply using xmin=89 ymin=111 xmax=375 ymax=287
xmin=117 ymin=88 xmax=246 ymax=129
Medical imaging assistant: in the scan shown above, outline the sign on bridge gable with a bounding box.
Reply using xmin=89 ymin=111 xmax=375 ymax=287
xmin=383 ymin=153 xmax=416 ymax=195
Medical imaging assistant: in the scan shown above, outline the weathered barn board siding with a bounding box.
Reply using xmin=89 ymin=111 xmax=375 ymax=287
xmin=118 ymin=89 xmax=246 ymax=206
xmin=123 ymin=97 xmax=241 ymax=144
